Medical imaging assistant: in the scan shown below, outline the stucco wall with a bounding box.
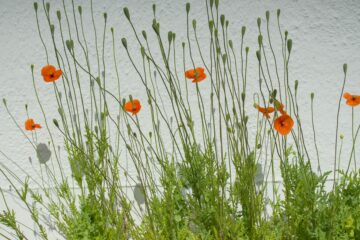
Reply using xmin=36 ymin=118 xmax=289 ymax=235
xmin=1 ymin=0 xmax=360 ymax=238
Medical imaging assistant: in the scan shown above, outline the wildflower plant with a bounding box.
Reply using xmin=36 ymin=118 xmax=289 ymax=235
xmin=1 ymin=0 xmax=360 ymax=239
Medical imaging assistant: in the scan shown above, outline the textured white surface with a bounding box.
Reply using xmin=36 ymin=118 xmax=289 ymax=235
xmin=1 ymin=0 xmax=360 ymax=237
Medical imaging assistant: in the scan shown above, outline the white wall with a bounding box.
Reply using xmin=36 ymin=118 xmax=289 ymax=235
xmin=1 ymin=0 xmax=360 ymax=238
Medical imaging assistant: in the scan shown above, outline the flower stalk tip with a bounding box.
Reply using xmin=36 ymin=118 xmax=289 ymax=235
xmin=186 ymin=3 xmax=190 ymax=14
xmin=121 ymin=38 xmax=128 ymax=49
xmin=220 ymin=15 xmax=225 ymax=27
xmin=56 ymin=10 xmax=61 ymax=20
xmin=266 ymin=11 xmax=270 ymax=21
xmin=287 ymin=39 xmax=292 ymax=53
xmin=241 ymin=26 xmax=246 ymax=37
xmin=123 ymin=7 xmax=130 ymax=20
xmin=257 ymin=17 xmax=261 ymax=28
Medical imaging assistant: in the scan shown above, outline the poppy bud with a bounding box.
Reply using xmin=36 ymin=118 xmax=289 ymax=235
xmin=343 ymin=63 xmax=347 ymax=74
xmin=257 ymin=144 xmax=262 ymax=149
xmin=50 ymin=24 xmax=55 ymax=35
xmin=272 ymin=89 xmax=277 ymax=98
xmin=241 ymin=26 xmax=246 ymax=37
xmin=226 ymin=113 xmax=230 ymax=122
xmin=66 ymin=39 xmax=73 ymax=51
xmin=2 ymin=98 xmax=6 ymax=106
xmin=192 ymin=19 xmax=196 ymax=29
xmin=277 ymin=9 xmax=281 ymax=18
xmin=209 ymin=21 xmax=214 ymax=32
xmin=215 ymin=0 xmax=219 ymax=9
xmin=122 ymin=98 xmax=126 ymax=106
xmin=222 ymin=54 xmax=227 ymax=63
xmin=256 ymin=50 xmax=261 ymax=61
xmin=56 ymin=10 xmax=61 ymax=20
xmin=25 ymin=104 xmax=28 ymax=110
xmin=182 ymin=42 xmax=185 ymax=48
xmin=33 ymin=2 xmax=38 ymax=11
xmin=172 ymin=32 xmax=176 ymax=40
xmin=53 ymin=119 xmax=59 ymax=128
xmin=186 ymin=2 xmax=190 ymax=14
xmin=46 ymin=2 xmax=50 ymax=12
xmin=210 ymin=0 xmax=214 ymax=8
xmin=123 ymin=7 xmax=130 ymax=20
xmin=140 ymin=47 xmax=145 ymax=58
xmin=129 ymin=95 xmax=133 ymax=101
xmin=257 ymin=17 xmax=261 ymax=28
xmin=152 ymin=21 xmax=160 ymax=35
xmin=285 ymin=30 xmax=288 ymax=39
xmin=311 ymin=92 xmax=314 ymax=100
xmin=241 ymin=92 xmax=246 ymax=101
xmin=31 ymin=64 xmax=34 ymax=70
xmin=110 ymin=27 xmax=114 ymax=33
xmin=142 ymin=30 xmax=147 ymax=40
xmin=214 ymin=29 xmax=218 ymax=37
xmin=266 ymin=11 xmax=270 ymax=22
xmin=295 ymin=80 xmax=298 ymax=91
xmin=216 ymin=47 xmax=221 ymax=55
xmin=78 ymin=6 xmax=82 ymax=15
xmin=168 ymin=31 xmax=172 ymax=43
xmin=149 ymin=132 xmax=152 ymax=138
xmin=226 ymin=20 xmax=229 ymax=28
xmin=103 ymin=12 xmax=107 ymax=21
xmin=220 ymin=15 xmax=225 ymax=27
xmin=287 ymin=39 xmax=292 ymax=53
xmin=340 ymin=134 xmax=344 ymax=140
xmin=121 ymin=38 xmax=127 ymax=49
xmin=229 ymin=40 xmax=233 ymax=49
xmin=258 ymin=35 xmax=263 ymax=46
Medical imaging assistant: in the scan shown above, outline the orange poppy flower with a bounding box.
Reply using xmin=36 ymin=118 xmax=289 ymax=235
xmin=343 ymin=92 xmax=360 ymax=107
xmin=185 ymin=67 xmax=206 ymax=83
xmin=25 ymin=119 xmax=42 ymax=131
xmin=41 ymin=65 xmax=62 ymax=82
xmin=274 ymin=114 xmax=294 ymax=136
xmin=124 ymin=99 xmax=141 ymax=115
xmin=274 ymin=100 xmax=286 ymax=115
xmin=255 ymin=104 xmax=274 ymax=119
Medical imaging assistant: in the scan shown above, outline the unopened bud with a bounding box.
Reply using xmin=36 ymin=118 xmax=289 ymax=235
xmin=56 ymin=10 xmax=61 ymax=20
xmin=33 ymin=2 xmax=38 ymax=11
xmin=287 ymin=39 xmax=292 ymax=53
xmin=343 ymin=63 xmax=348 ymax=74
xmin=121 ymin=38 xmax=127 ymax=49
xmin=186 ymin=2 xmax=190 ymax=14
xmin=53 ymin=119 xmax=59 ymax=128
xmin=241 ymin=26 xmax=246 ymax=37
xmin=123 ymin=7 xmax=130 ymax=20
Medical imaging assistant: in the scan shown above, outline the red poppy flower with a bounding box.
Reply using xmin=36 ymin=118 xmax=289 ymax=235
xmin=25 ymin=119 xmax=42 ymax=131
xmin=185 ymin=67 xmax=206 ymax=83
xmin=124 ymin=99 xmax=141 ymax=115
xmin=41 ymin=65 xmax=62 ymax=82
xmin=343 ymin=92 xmax=360 ymax=107
xmin=274 ymin=114 xmax=294 ymax=136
